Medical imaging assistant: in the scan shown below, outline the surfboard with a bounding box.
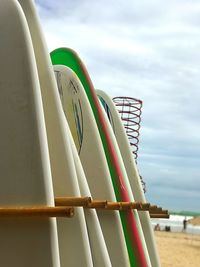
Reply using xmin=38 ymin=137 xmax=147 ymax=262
xmin=97 ymin=90 xmax=160 ymax=267
xmin=17 ymin=1 xmax=93 ymax=266
xmin=51 ymin=48 xmax=149 ymax=267
xmin=65 ymin=120 xmax=112 ymax=266
xmin=0 ymin=1 xmax=60 ymax=266
xmin=97 ymin=97 xmax=151 ymax=267
xmin=54 ymin=65 xmax=130 ymax=266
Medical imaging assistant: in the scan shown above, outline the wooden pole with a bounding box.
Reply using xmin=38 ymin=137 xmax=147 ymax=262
xmin=149 ymin=209 xmax=168 ymax=214
xmin=139 ymin=203 xmax=151 ymax=210
xmin=149 ymin=205 xmax=158 ymax=210
xmin=55 ymin=197 xmax=91 ymax=207
xmin=54 ymin=197 xmax=169 ymax=217
xmin=106 ymin=202 xmax=121 ymax=210
xmin=150 ymin=214 xmax=169 ymax=219
xmin=131 ymin=202 xmax=151 ymax=210
xmin=0 ymin=206 xmax=74 ymax=218
xmin=120 ymin=202 xmax=132 ymax=210
xmin=87 ymin=200 xmax=107 ymax=209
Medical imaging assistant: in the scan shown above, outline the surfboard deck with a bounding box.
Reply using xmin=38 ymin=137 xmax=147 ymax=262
xmin=0 ymin=1 xmax=60 ymax=266
xmin=97 ymin=90 xmax=160 ymax=267
xmin=18 ymin=1 xmax=93 ymax=266
xmin=51 ymin=48 xmax=149 ymax=267
xmin=54 ymin=65 xmax=130 ymax=267
xmin=98 ymin=97 xmax=152 ymax=267
xmin=65 ymin=119 xmax=112 ymax=267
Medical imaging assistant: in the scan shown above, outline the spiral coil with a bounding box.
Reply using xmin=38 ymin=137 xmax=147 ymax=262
xmin=112 ymin=97 xmax=142 ymax=160
xmin=113 ymin=97 xmax=146 ymax=192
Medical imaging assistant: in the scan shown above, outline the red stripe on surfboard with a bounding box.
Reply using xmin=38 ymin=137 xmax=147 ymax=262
xmin=77 ymin=57 xmax=148 ymax=267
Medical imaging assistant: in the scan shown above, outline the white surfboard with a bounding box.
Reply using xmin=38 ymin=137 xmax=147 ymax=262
xmin=0 ymin=1 xmax=60 ymax=266
xmin=98 ymin=99 xmax=152 ymax=267
xmin=17 ymin=1 xmax=93 ymax=266
xmin=65 ymin=122 xmax=112 ymax=266
xmin=53 ymin=65 xmax=130 ymax=267
xmin=97 ymin=90 xmax=160 ymax=267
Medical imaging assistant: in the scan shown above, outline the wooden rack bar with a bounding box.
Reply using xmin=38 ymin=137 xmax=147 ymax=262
xmin=149 ymin=209 xmax=168 ymax=214
xmin=54 ymin=197 xmax=169 ymax=217
xmin=55 ymin=197 xmax=91 ymax=207
xmin=0 ymin=206 xmax=74 ymax=218
xmin=149 ymin=205 xmax=158 ymax=210
xmin=120 ymin=202 xmax=133 ymax=210
xmin=0 ymin=197 xmax=168 ymax=219
xmin=87 ymin=200 xmax=107 ymax=209
xmin=150 ymin=214 xmax=170 ymax=219
xmin=132 ymin=202 xmax=151 ymax=210
xmin=106 ymin=202 xmax=121 ymax=210
xmin=161 ymin=209 xmax=168 ymax=214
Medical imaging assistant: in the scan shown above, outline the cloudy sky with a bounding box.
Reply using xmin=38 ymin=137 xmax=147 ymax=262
xmin=35 ymin=0 xmax=200 ymax=212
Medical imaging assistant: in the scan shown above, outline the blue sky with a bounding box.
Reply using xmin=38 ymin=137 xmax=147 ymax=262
xmin=35 ymin=0 xmax=200 ymax=212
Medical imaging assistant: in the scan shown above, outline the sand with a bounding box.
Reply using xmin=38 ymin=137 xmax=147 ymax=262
xmin=155 ymin=231 xmax=200 ymax=267
xmin=188 ymin=216 xmax=200 ymax=225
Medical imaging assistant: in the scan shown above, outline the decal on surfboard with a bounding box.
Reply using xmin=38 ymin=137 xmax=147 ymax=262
xmin=54 ymin=70 xmax=64 ymax=102
xmin=98 ymin=95 xmax=115 ymax=133
xmin=72 ymin=96 xmax=83 ymax=153
xmin=54 ymin=70 xmax=83 ymax=154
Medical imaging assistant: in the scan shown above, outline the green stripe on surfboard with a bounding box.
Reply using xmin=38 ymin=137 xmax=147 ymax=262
xmin=51 ymin=48 xmax=144 ymax=267
xmin=50 ymin=48 xmax=121 ymax=201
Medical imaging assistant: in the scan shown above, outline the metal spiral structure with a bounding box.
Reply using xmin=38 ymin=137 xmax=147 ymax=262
xmin=112 ymin=97 xmax=142 ymax=160
xmin=112 ymin=96 xmax=146 ymax=192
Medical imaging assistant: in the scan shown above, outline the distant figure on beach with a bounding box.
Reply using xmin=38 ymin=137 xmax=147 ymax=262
xmin=165 ymin=226 xmax=171 ymax=232
xmin=183 ymin=217 xmax=187 ymax=231
xmin=154 ymin=223 xmax=161 ymax=231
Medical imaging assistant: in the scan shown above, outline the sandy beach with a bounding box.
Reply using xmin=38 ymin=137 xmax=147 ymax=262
xmin=155 ymin=231 xmax=200 ymax=267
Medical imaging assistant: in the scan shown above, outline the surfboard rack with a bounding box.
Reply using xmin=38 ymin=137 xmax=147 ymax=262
xmin=0 ymin=198 xmax=168 ymax=218
xmin=55 ymin=197 xmax=169 ymax=219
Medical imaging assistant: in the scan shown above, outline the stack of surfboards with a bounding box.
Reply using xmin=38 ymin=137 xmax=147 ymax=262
xmin=0 ymin=0 xmax=160 ymax=266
